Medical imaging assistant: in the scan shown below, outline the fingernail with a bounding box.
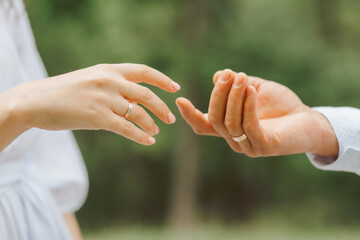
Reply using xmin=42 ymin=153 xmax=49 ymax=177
xmin=172 ymin=81 xmax=181 ymax=91
xmin=154 ymin=125 xmax=160 ymax=135
xmin=233 ymin=75 xmax=244 ymax=88
xmin=175 ymin=101 xmax=182 ymax=110
xmin=218 ymin=73 xmax=230 ymax=83
xmin=148 ymin=137 xmax=156 ymax=145
xmin=168 ymin=113 xmax=176 ymax=124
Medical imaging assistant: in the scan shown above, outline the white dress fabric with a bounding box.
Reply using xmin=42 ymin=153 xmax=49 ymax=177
xmin=0 ymin=0 xmax=88 ymax=239
xmin=307 ymin=107 xmax=360 ymax=175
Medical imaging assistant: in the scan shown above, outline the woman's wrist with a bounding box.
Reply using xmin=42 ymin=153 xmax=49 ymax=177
xmin=6 ymin=89 xmax=33 ymax=130
xmin=0 ymin=90 xmax=32 ymax=151
xmin=310 ymin=109 xmax=339 ymax=157
xmin=5 ymin=82 xmax=38 ymax=130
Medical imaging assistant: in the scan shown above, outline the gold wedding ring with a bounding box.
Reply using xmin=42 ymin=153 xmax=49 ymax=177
xmin=124 ymin=102 xmax=133 ymax=118
xmin=232 ymin=133 xmax=247 ymax=143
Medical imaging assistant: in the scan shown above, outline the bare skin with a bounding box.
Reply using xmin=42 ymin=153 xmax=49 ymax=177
xmin=63 ymin=213 xmax=83 ymax=240
xmin=176 ymin=69 xmax=338 ymax=158
xmin=0 ymin=63 xmax=180 ymax=151
xmin=0 ymin=63 xmax=180 ymax=239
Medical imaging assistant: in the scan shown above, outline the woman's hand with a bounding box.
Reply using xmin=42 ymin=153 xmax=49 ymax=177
xmin=3 ymin=63 xmax=180 ymax=147
xmin=176 ymin=69 xmax=338 ymax=157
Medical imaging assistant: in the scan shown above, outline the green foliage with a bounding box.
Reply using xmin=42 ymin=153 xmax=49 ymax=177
xmin=27 ymin=0 xmax=360 ymax=229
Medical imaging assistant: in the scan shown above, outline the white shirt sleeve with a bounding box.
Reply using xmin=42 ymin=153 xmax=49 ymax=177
xmin=306 ymin=107 xmax=360 ymax=175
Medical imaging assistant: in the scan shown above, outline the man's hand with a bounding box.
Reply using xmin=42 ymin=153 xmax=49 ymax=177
xmin=176 ymin=70 xmax=338 ymax=157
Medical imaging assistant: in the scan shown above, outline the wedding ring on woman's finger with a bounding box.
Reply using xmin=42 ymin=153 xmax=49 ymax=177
xmin=124 ymin=102 xmax=133 ymax=118
xmin=232 ymin=133 xmax=247 ymax=143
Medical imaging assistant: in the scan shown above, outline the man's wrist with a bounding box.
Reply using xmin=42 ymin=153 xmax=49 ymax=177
xmin=311 ymin=109 xmax=339 ymax=157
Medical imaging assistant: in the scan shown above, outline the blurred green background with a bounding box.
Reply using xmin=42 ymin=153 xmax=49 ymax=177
xmin=27 ymin=0 xmax=360 ymax=238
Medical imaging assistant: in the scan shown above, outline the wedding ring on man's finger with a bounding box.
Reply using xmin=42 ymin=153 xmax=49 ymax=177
xmin=232 ymin=133 xmax=247 ymax=143
xmin=124 ymin=102 xmax=133 ymax=118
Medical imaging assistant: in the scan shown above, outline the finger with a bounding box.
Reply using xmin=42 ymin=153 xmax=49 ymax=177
xmin=225 ymin=73 xmax=248 ymax=135
xmin=224 ymin=73 xmax=253 ymax=153
xmin=212 ymin=70 xmax=222 ymax=84
xmin=112 ymin=63 xmax=181 ymax=92
xmin=176 ymin=97 xmax=218 ymax=136
xmin=247 ymin=76 xmax=263 ymax=89
xmin=208 ymin=70 xmax=243 ymax=152
xmin=107 ymin=116 xmax=156 ymax=146
xmin=120 ymin=81 xmax=176 ymax=124
xmin=208 ymin=69 xmax=235 ymax=135
xmin=111 ymin=97 xmax=159 ymax=135
xmin=242 ymin=85 xmax=267 ymax=156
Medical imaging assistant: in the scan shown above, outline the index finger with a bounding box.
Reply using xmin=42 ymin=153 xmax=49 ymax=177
xmin=176 ymin=97 xmax=218 ymax=136
xmin=213 ymin=71 xmax=222 ymax=84
xmin=112 ymin=63 xmax=181 ymax=93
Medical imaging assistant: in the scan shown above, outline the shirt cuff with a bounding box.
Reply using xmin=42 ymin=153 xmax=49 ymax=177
xmin=306 ymin=107 xmax=360 ymax=175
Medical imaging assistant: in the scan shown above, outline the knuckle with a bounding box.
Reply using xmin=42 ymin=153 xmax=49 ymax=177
xmin=148 ymin=120 xmax=156 ymax=131
xmin=155 ymin=102 xmax=169 ymax=119
xmin=212 ymin=88 xmax=223 ymax=97
xmin=109 ymin=118 xmax=121 ymax=131
xmin=92 ymin=92 xmax=107 ymax=104
xmin=138 ymin=64 xmax=151 ymax=76
xmin=224 ymin=118 xmax=238 ymax=133
xmin=208 ymin=114 xmax=220 ymax=125
xmin=95 ymin=63 xmax=112 ymax=72
xmin=243 ymin=122 xmax=252 ymax=132
xmin=140 ymin=87 xmax=154 ymax=100
xmin=89 ymin=76 xmax=112 ymax=88
xmin=90 ymin=77 xmax=104 ymax=86
xmin=138 ymin=108 xmax=155 ymax=128
xmin=121 ymin=123 xmax=134 ymax=136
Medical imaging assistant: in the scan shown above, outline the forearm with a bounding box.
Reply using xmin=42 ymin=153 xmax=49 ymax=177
xmin=0 ymin=90 xmax=30 ymax=152
xmin=63 ymin=213 xmax=83 ymax=240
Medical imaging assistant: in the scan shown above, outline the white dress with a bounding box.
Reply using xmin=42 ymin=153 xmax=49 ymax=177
xmin=0 ymin=0 xmax=89 ymax=239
